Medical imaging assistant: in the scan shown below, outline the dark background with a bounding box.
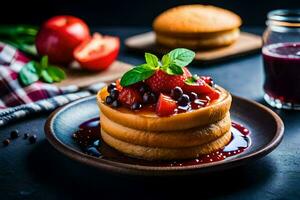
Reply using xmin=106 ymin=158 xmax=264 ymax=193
xmin=2 ymin=0 xmax=300 ymax=27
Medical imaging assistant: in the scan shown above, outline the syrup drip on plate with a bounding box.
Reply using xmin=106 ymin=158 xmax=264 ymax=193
xmin=72 ymin=118 xmax=251 ymax=167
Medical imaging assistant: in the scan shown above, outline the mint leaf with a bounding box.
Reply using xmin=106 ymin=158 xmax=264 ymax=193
xmin=163 ymin=64 xmax=184 ymax=75
xmin=41 ymin=56 xmax=48 ymax=68
xmin=47 ymin=66 xmax=66 ymax=82
xmin=120 ymin=64 xmax=156 ymax=86
xmin=145 ymin=53 xmax=159 ymax=68
xmin=161 ymin=54 xmax=171 ymax=67
xmin=19 ymin=61 xmax=40 ymax=86
xmin=168 ymin=48 xmax=195 ymax=68
xmin=41 ymin=70 xmax=53 ymax=83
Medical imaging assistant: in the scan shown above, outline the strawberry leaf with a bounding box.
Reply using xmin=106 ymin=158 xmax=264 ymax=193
xmin=145 ymin=53 xmax=159 ymax=68
xmin=120 ymin=64 xmax=156 ymax=86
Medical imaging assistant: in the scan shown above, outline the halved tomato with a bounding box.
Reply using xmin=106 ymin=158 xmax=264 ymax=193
xmin=74 ymin=33 xmax=120 ymax=71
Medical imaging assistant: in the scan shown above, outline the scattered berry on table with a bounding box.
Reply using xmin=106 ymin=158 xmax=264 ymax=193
xmin=10 ymin=130 xmax=19 ymax=139
xmin=29 ymin=135 xmax=37 ymax=144
xmin=23 ymin=133 xmax=29 ymax=139
xmin=3 ymin=139 xmax=10 ymax=146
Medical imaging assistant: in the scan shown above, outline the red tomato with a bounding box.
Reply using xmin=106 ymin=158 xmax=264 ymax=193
xmin=36 ymin=15 xmax=90 ymax=64
xmin=73 ymin=33 xmax=120 ymax=71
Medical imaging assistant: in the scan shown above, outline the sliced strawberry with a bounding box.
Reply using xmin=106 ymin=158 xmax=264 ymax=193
xmin=118 ymin=87 xmax=142 ymax=106
xmin=145 ymin=70 xmax=185 ymax=93
xmin=156 ymin=94 xmax=177 ymax=117
xmin=115 ymin=79 xmax=123 ymax=91
xmin=183 ymin=79 xmax=220 ymax=100
xmin=200 ymin=76 xmax=213 ymax=86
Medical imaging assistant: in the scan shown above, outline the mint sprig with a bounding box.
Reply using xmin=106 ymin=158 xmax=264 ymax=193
xmin=19 ymin=56 xmax=66 ymax=86
xmin=120 ymin=48 xmax=195 ymax=87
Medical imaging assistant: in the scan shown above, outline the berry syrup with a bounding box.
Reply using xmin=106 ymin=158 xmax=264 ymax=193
xmin=262 ymin=43 xmax=300 ymax=105
xmin=73 ymin=118 xmax=251 ymax=166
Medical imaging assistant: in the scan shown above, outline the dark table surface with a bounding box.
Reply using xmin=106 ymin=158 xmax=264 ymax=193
xmin=1 ymin=27 xmax=300 ymax=200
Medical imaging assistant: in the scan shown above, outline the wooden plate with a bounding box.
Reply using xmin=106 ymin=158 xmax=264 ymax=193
xmin=44 ymin=95 xmax=283 ymax=176
xmin=54 ymin=61 xmax=132 ymax=88
xmin=125 ymin=32 xmax=262 ymax=64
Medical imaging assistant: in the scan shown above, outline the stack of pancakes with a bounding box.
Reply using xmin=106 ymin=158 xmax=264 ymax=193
xmin=97 ymin=87 xmax=232 ymax=160
xmin=153 ymin=5 xmax=242 ymax=49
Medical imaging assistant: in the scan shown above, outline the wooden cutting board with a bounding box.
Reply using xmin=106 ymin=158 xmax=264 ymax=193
xmin=125 ymin=32 xmax=262 ymax=64
xmin=55 ymin=61 xmax=132 ymax=88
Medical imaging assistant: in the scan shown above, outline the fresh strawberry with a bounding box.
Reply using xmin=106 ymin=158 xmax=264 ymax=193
xmin=115 ymin=79 xmax=123 ymax=91
xmin=183 ymin=78 xmax=220 ymax=100
xmin=118 ymin=87 xmax=142 ymax=106
xmin=156 ymin=94 xmax=177 ymax=117
xmin=145 ymin=70 xmax=185 ymax=93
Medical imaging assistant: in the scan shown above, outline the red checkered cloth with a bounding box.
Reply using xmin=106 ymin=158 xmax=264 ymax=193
xmin=0 ymin=43 xmax=69 ymax=109
xmin=0 ymin=43 xmax=102 ymax=126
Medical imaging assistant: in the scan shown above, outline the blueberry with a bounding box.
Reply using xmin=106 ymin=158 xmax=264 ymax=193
xmin=189 ymin=92 xmax=198 ymax=101
xmin=105 ymin=96 xmax=113 ymax=104
xmin=111 ymin=100 xmax=121 ymax=108
xmin=107 ymin=83 xmax=116 ymax=93
xmin=142 ymin=92 xmax=150 ymax=103
xmin=29 ymin=135 xmax=37 ymax=144
xmin=86 ymin=147 xmax=101 ymax=157
xmin=178 ymin=94 xmax=190 ymax=106
xmin=3 ymin=139 xmax=10 ymax=146
xmin=131 ymin=102 xmax=142 ymax=110
xmin=139 ymin=84 xmax=148 ymax=94
xmin=171 ymin=87 xmax=183 ymax=100
xmin=10 ymin=130 xmax=19 ymax=139
xmin=110 ymin=88 xmax=119 ymax=99
xmin=23 ymin=133 xmax=29 ymax=139
xmin=143 ymin=92 xmax=156 ymax=104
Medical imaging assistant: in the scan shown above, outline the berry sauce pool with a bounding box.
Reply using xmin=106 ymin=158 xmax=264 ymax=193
xmin=72 ymin=118 xmax=251 ymax=167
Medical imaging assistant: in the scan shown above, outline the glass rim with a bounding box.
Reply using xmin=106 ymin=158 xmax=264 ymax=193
xmin=268 ymin=9 xmax=300 ymax=23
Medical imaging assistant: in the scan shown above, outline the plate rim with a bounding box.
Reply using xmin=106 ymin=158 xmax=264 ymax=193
xmin=44 ymin=95 xmax=284 ymax=175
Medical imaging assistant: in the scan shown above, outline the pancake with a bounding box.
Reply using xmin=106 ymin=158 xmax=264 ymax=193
xmin=98 ymin=86 xmax=231 ymax=132
xmin=153 ymin=4 xmax=242 ymax=48
xmin=101 ymin=112 xmax=231 ymax=148
xmin=101 ymin=130 xmax=232 ymax=160
xmin=156 ymin=29 xmax=240 ymax=49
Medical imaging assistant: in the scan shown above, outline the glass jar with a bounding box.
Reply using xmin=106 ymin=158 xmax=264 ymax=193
xmin=262 ymin=9 xmax=300 ymax=110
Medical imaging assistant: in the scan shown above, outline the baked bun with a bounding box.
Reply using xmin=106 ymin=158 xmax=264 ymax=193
xmin=153 ymin=5 xmax=242 ymax=49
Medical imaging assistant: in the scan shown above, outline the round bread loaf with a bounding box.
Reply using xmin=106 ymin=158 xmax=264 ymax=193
xmin=153 ymin=5 xmax=242 ymax=48
xmin=153 ymin=5 xmax=242 ymax=35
